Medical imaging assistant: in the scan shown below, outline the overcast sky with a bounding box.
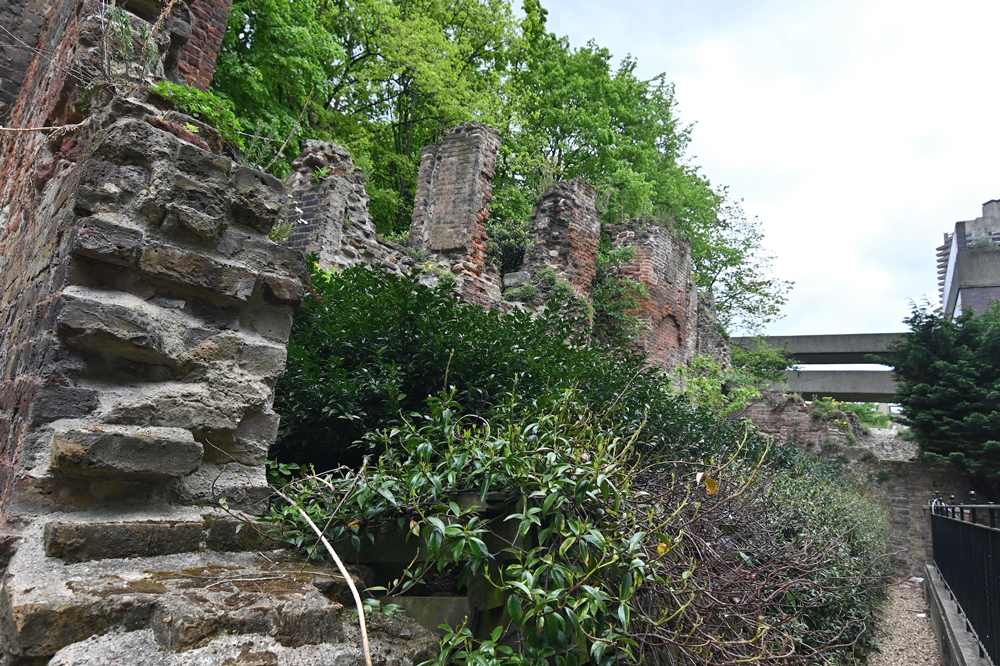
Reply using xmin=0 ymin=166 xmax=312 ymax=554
xmin=540 ymin=0 xmax=1000 ymax=335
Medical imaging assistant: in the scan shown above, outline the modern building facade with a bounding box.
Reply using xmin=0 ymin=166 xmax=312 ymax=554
xmin=937 ymin=200 xmax=1000 ymax=315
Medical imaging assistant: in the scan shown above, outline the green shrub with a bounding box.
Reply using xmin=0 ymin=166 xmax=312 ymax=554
xmin=151 ymin=81 xmax=244 ymax=149
xmin=268 ymin=390 xmax=891 ymax=666
xmin=269 ymin=261 xmax=892 ymax=664
xmin=730 ymin=336 xmax=795 ymax=384
xmin=275 ymin=262 xmax=796 ymax=471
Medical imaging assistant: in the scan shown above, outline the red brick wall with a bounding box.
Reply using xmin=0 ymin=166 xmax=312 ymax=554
xmin=0 ymin=0 xmax=89 ymax=512
xmin=741 ymin=393 xmax=824 ymax=447
xmin=176 ymin=0 xmax=234 ymax=90
xmin=607 ymin=220 xmax=698 ymax=372
xmin=523 ymin=180 xmax=601 ymax=301
xmin=0 ymin=1 xmax=301 ymax=518
xmin=410 ymin=123 xmax=502 ymax=308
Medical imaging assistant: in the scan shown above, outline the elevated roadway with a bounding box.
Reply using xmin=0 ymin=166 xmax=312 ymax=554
xmin=730 ymin=333 xmax=904 ymax=365
xmin=731 ymin=333 xmax=905 ymax=402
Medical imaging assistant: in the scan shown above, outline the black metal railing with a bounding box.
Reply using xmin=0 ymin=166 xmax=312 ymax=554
xmin=930 ymin=492 xmax=999 ymax=665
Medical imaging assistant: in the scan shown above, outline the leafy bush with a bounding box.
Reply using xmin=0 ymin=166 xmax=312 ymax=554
xmin=840 ymin=402 xmax=892 ymax=429
xmin=268 ymin=390 xmax=891 ymax=666
xmin=810 ymin=397 xmax=891 ymax=429
xmin=275 ymin=262 xmax=782 ymax=470
xmin=730 ymin=336 xmax=795 ymax=384
xmin=270 ymin=262 xmax=890 ymax=664
xmin=151 ymin=81 xmax=244 ymax=149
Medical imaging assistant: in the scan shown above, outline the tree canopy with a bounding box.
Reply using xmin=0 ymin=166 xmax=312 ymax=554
xmin=888 ymin=302 xmax=1000 ymax=497
xmin=201 ymin=0 xmax=789 ymax=332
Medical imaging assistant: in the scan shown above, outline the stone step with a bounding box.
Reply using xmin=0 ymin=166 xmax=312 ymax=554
xmin=2 ymin=524 xmax=437 ymax=664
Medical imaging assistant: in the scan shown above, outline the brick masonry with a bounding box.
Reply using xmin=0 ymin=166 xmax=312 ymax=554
xmin=958 ymin=285 xmax=1000 ymax=313
xmin=283 ymin=140 xmax=417 ymax=275
xmin=696 ymin=290 xmax=732 ymax=368
xmin=742 ymin=392 xmax=831 ymax=448
xmin=865 ymin=459 xmax=972 ymax=576
xmin=175 ymin=0 xmax=233 ymax=90
xmin=521 ymin=180 xmax=602 ymax=301
xmin=606 ymin=220 xmax=700 ymax=371
xmin=410 ymin=123 xmax=503 ymax=308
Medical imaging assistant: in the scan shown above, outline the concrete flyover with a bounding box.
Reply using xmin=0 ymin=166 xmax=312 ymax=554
xmin=731 ymin=333 xmax=904 ymax=365
xmin=780 ymin=369 xmax=897 ymax=403
xmin=731 ymin=333 xmax=906 ymax=402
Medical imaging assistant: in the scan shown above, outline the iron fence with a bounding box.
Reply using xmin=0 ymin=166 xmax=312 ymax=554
xmin=931 ymin=493 xmax=1000 ymax=665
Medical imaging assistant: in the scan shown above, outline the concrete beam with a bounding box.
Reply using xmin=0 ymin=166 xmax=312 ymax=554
xmin=781 ymin=370 xmax=897 ymax=403
xmin=733 ymin=333 xmax=904 ymax=365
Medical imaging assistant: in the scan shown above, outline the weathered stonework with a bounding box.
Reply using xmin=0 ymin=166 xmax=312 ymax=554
xmin=1 ymin=84 xmax=304 ymax=519
xmin=0 ymin=0 xmax=50 ymax=119
xmin=0 ymin=3 xmax=446 ymax=663
xmin=696 ymin=291 xmax=732 ymax=369
xmin=409 ymin=123 xmax=502 ymax=307
xmin=607 ymin=220 xmax=700 ymax=371
xmin=0 ymin=0 xmax=296 ymax=525
xmin=1 ymin=523 xmax=438 ymax=665
xmin=521 ymin=180 xmax=601 ymax=301
xmin=284 ymin=141 xmax=415 ymax=274
xmin=865 ymin=458 xmax=972 ymax=576
xmin=742 ymin=392 xmax=828 ymax=448
xmin=742 ymin=393 xmax=977 ymax=575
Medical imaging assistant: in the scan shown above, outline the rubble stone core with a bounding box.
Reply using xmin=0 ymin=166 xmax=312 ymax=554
xmin=521 ymin=180 xmax=602 ymax=301
xmin=0 ymin=1 xmax=452 ymax=661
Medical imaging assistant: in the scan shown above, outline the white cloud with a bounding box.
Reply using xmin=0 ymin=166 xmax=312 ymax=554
xmin=540 ymin=0 xmax=1000 ymax=334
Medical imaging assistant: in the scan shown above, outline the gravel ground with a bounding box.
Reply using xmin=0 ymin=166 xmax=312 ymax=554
xmin=869 ymin=578 xmax=941 ymax=666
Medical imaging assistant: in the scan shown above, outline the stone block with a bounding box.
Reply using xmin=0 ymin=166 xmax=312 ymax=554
xmin=43 ymin=521 xmax=206 ymax=562
xmin=69 ymin=216 xmax=144 ymax=267
xmin=164 ymin=111 xmax=223 ymax=154
xmin=204 ymin=518 xmax=280 ymax=552
xmin=232 ymin=165 xmax=284 ymax=233
xmin=91 ymin=118 xmax=179 ymax=167
xmin=50 ymin=425 xmax=202 ymax=478
xmin=502 ymin=270 xmax=530 ymax=288
xmin=262 ymin=273 xmax=304 ymax=306
xmin=139 ymin=244 xmax=256 ymax=302
xmin=56 ymin=292 xmax=166 ymax=359
xmin=29 ymin=386 xmax=99 ymax=425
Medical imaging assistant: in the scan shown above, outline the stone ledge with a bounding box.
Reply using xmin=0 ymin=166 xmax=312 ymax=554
xmin=925 ymin=563 xmax=990 ymax=666
xmin=50 ymin=426 xmax=203 ymax=478
xmin=1 ymin=525 xmax=437 ymax=664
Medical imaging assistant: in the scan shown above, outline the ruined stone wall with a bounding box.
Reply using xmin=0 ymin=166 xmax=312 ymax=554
xmin=743 ymin=394 xmax=977 ymax=575
xmin=0 ymin=0 xmax=50 ymax=120
xmin=607 ymin=220 xmax=699 ymax=371
xmin=0 ymin=0 xmax=299 ymax=519
xmin=864 ymin=459 xmax=972 ymax=576
xmin=410 ymin=123 xmax=502 ymax=307
xmin=740 ymin=392 xmax=843 ymax=449
xmin=696 ymin=291 xmax=731 ymax=368
xmin=520 ymin=180 xmax=601 ymax=301
xmin=283 ymin=141 xmax=416 ymax=275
